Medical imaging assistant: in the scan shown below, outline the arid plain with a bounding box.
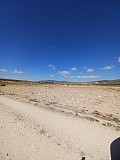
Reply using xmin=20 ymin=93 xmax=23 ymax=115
xmin=0 ymin=84 xmax=120 ymax=160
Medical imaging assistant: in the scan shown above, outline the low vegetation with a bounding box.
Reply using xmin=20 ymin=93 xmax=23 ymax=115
xmin=0 ymin=78 xmax=120 ymax=86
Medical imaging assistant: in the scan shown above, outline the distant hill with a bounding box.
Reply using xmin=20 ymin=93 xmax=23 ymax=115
xmin=38 ymin=80 xmax=68 ymax=83
xmin=0 ymin=78 xmax=120 ymax=86
xmin=96 ymin=79 xmax=120 ymax=82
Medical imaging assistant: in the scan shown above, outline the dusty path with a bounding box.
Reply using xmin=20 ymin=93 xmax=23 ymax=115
xmin=0 ymin=95 xmax=119 ymax=160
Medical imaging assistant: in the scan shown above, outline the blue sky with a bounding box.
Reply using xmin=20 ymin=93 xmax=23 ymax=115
xmin=0 ymin=0 xmax=120 ymax=81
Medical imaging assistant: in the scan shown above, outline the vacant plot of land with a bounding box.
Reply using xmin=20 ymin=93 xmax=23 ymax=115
xmin=0 ymin=84 xmax=120 ymax=160
xmin=1 ymin=85 xmax=120 ymax=125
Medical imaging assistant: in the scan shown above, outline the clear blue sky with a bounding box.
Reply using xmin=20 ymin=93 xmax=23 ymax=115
xmin=0 ymin=0 xmax=120 ymax=81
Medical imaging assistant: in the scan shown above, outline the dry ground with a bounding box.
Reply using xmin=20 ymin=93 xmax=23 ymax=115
xmin=0 ymin=84 xmax=120 ymax=160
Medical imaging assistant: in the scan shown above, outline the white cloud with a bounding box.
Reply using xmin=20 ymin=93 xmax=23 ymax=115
xmin=12 ymin=70 xmax=23 ymax=74
xmin=83 ymin=67 xmax=94 ymax=72
xmin=80 ymin=72 xmax=83 ymax=75
xmin=48 ymin=64 xmax=55 ymax=70
xmin=118 ymin=57 xmax=120 ymax=63
xmin=87 ymin=68 xmax=94 ymax=72
xmin=50 ymin=75 xmax=54 ymax=77
xmin=69 ymin=76 xmax=75 ymax=78
xmin=100 ymin=66 xmax=115 ymax=70
xmin=76 ymin=76 xmax=99 ymax=79
xmin=0 ymin=69 xmax=8 ymax=72
xmin=58 ymin=71 xmax=71 ymax=77
xmin=71 ymin=67 xmax=77 ymax=71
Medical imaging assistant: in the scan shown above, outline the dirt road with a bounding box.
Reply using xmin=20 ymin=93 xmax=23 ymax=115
xmin=0 ymin=95 xmax=119 ymax=160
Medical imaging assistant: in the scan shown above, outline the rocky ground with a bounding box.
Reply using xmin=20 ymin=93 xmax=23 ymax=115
xmin=0 ymin=84 xmax=120 ymax=160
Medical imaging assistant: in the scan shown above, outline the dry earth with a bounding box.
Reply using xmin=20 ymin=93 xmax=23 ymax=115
xmin=0 ymin=84 xmax=120 ymax=160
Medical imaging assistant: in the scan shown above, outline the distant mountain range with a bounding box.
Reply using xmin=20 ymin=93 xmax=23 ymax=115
xmin=0 ymin=78 xmax=120 ymax=84
xmin=96 ymin=79 xmax=120 ymax=82
xmin=38 ymin=80 xmax=68 ymax=83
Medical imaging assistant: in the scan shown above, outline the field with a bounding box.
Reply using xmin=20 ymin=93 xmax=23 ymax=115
xmin=0 ymin=83 xmax=120 ymax=160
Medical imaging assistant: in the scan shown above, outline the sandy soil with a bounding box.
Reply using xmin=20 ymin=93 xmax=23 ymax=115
xmin=0 ymin=84 xmax=120 ymax=160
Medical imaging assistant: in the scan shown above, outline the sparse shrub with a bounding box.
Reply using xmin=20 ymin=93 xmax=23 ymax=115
xmin=0 ymin=83 xmax=6 ymax=86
